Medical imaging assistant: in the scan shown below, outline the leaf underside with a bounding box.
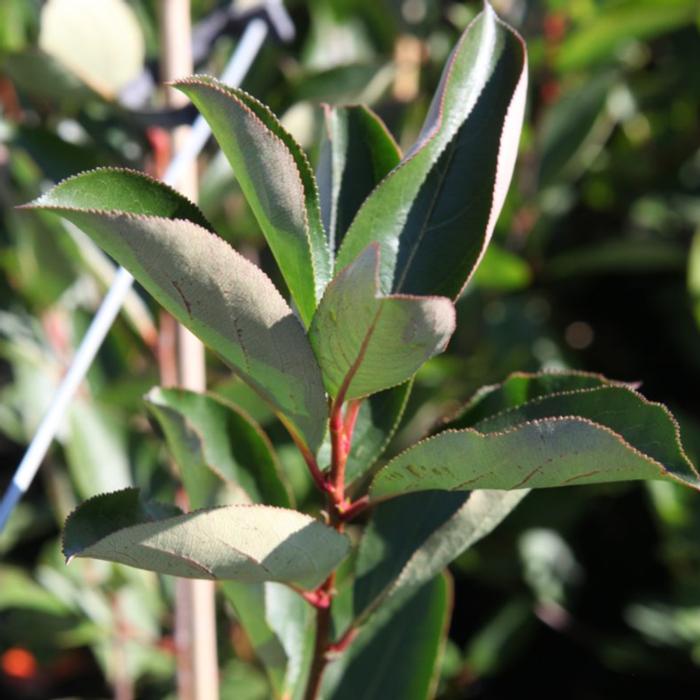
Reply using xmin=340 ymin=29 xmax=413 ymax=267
xmin=26 ymin=168 xmax=328 ymax=452
xmin=63 ymin=489 xmax=349 ymax=590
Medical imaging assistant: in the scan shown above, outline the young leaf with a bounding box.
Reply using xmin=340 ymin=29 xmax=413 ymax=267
xmin=317 ymin=104 xmax=401 ymax=252
xmin=63 ymin=489 xmax=349 ymax=589
xmin=144 ymin=387 xmax=292 ymax=509
xmin=25 ymin=168 xmax=328 ymax=451
xmin=309 ymin=244 xmax=455 ymax=401
xmin=371 ymin=384 xmax=700 ymax=499
xmin=324 ymin=574 xmax=450 ymax=700
xmin=335 ymin=4 xmax=528 ymax=298
xmin=174 ymin=77 xmax=331 ymax=327
xmin=353 ymin=489 xmax=526 ymax=622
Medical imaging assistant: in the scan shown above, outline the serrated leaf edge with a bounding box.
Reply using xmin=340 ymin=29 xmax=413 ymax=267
xmin=472 ymin=384 xmax=699 ymax=480
xmin=173 ymin=76 xmax=332 ymax=308
xmin=63 ymin=489 xmax=348 ymax=579
xmin=371 ymin=415 xmax=700 ymax=501
xmin=22 ymin=166 xmax=213 ymax=229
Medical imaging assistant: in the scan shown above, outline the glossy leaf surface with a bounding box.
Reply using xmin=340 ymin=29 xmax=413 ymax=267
xmin=317 ymin=104 xmax=401 ymax=252
xmin=335 ymin=6 xmax=527 ymax=299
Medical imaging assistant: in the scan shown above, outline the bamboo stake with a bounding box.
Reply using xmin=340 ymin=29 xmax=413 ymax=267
xmin=159 ymin=2 xmax=218 ymax=699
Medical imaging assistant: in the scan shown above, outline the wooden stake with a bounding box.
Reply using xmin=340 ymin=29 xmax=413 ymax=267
xmin=159 ymin=2 xmax=219 ymax=699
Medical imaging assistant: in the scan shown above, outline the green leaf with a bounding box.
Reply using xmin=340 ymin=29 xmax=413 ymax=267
xmin=317 ymin=104 xmax=401 ymax=253
xmin=556 ymin=0 xmax=697 ymax=73
xmin=174 ymin=77 xmax=331 ymax=327
xmin=309 ymin=244 xmax=455 ymax=401
xmin=63 ymin=489 xmax=349 ymax=589
xmin=474 ymin=386 xmax=697 ymax=475
xmin=690 ymin=231 xmax=700 ymax=328
xmin=324 ymin=574 xmax=450 ymax=700
xmin=145 ymin=387 xmax=292 ymax=509
xmin=66 ymin=399 xmax=132 ymax=499
xmin=27 ymin=167 xmax=211 ymax=224
xmin=371 ymin=385 xmax=700 ymax=499
xmin=335 ymin=5 xmax=527 ymax=299
xmin=345 ymin=382 xmax=413 ymax=485
xmin=449 ymin=370 xmax=624 ymax=429
xmin=265 ymin=582 xmax=315 ymax=699
xmin=471 ymin=244 xmax=532 ymax=292
xmin=353 ymin=489 xmax=526 ymax=622
xmin=26 ymin=168 xmax=328 ymax=451
xmin=538 ymin=72 xmax=614 ymax=187
xmin=221 ymin=582 xmax=287 ymax=696
xmin=39 ymin=0 xmax=144 ymax=98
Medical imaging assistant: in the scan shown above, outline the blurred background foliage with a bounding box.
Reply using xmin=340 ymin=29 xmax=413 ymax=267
xmin=1 ymin=0 xmax=700 ymax=697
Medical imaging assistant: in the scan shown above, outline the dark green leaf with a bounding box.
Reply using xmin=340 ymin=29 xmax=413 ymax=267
xmin=538 ymin=72 xmax=614 ymax=187
xmin=449 ymin=370 xmax=623 ymax=429
xmin=335 ymin=5 xmax=527 ymax=299
xmin=325 ymin=574 xmax=450 ymax=700
xmin=345 ymin=382 xmax=412 ymax=485
xmin=353 ymin=489 xmax=525 ymax=622
xmin=221 ymin=582 xmax=287 ymax=696
xmin=317 ymin=104 xmax=401 ymax=252
xmin=145 ymin=387 xmax=292 ymax=509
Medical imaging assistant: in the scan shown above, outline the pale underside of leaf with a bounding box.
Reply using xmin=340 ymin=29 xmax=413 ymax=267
xmin=309 ymin=244 xmax=456 ymax=401
xmin=64 ymin=490 xmax=349 ymax=589
xmin=27 ymin=175 xmax=328 ymax=451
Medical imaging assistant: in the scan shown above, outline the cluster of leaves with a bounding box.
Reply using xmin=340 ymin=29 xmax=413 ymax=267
xmin=2 ymin=0 xmax=700 ymax=698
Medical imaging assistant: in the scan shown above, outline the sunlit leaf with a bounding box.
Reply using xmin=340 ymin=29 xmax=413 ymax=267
xmin=372 ymin=385 xmax=700 ymax=499
xmin=335 ymin=5 xmax=527 ymax=299
xmin=309 ymin=244 xmax=455 ymax=400
xmin=26 ymin=168 xmax=328 ymax=451
xmin=63 ymin=489 xmax=349 ymax=589
xmin=175 ymin=77 xmax=331 ymax=327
